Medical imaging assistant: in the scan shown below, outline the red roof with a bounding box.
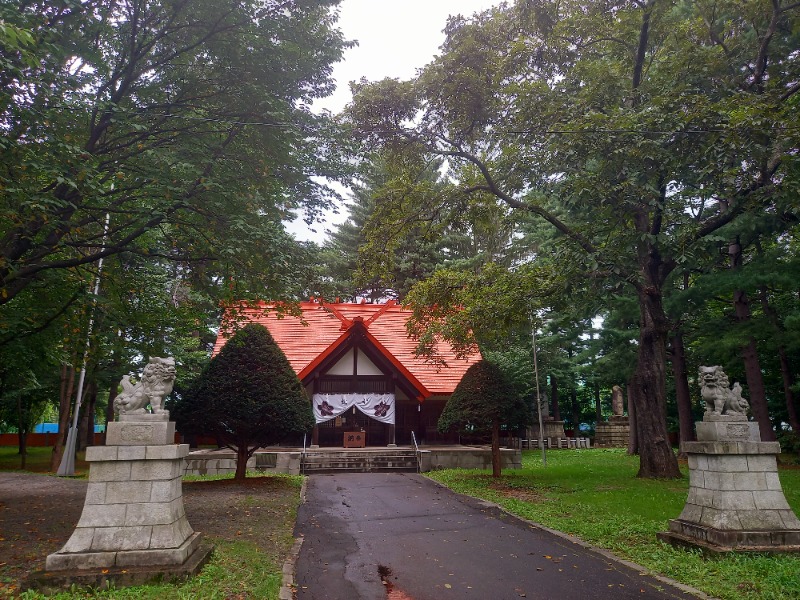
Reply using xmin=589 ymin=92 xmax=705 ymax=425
xmin=213 ymin=300 xmax=481 ymax=399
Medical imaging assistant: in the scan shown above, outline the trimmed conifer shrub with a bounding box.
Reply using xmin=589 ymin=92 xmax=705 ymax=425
xmin=439 ymin=359 xmax=530 ymax=477
xmin=176 ymin=323 xmax=314 ymax=480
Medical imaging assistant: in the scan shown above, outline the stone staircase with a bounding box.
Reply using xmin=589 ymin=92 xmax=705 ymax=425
xmin=301 ymin=448 xmax=419 ymax=474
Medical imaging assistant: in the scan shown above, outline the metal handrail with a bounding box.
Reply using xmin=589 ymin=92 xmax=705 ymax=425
xmin=301 ymin=433 xmax=306 ymax=475
xmin=411 ymin=431 xmax=421 ymax=473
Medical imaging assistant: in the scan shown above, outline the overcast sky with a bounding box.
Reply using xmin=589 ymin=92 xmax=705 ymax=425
xmin=287 ymin=0 xmax=503 ymax=242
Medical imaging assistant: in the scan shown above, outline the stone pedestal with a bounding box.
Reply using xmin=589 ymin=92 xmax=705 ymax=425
xmin=37 ymin=414 xmax=212 ymax=589
xmin=658 ymin=415 xmax=800 ymax=553
xmin=529 ymin=419 xmax=566 ymax=442
xmin=594 ymin=416 xmax=630 ymax=448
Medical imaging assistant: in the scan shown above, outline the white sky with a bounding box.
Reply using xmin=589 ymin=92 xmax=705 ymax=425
xmin=286 ymin=0 xmax=503 ymax=242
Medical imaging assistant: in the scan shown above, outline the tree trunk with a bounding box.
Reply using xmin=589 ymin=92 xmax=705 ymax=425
xmin=570 ymin=386 xmax=580 ymax=436
xmin=736 ymin=328 xmax=775 ymax=441
xmin=491 ymin=419 xmax=501 ymax=478
xmin=17 ymin=390 xmax=28 ymax=469
xmin=626 ymin=376 xmax=638 ymax=456
xmin=106 ymin=348 xmax=124 ymax=436
xmin=79 ymin=381 xmax=97 ymax=451
xmin=594 ymin=382 xmax=602 ymax=424
xmin=550 ymin=374 xmax=561 ymax=421
xmin=730 ymin=242 xmax=775 ymax=441
xmin=50 ymin=363 xmax=75 ymax=472
xmin=669 ymin=331 xmax=696 ymax=449
xmin=758 ymin=285 xmax=800 ymax=433
xmin=633 ymin=289 xmax=681 ymax=478
xmin=235 ymin=444 xmax=249 ymax=481
xmin=778 ymin=346 xmax=800 ymax=433
xmin=18 ymin=428 xmax=28 ymax=470
xmin=106 ymin=378 xmax=119 ymax=445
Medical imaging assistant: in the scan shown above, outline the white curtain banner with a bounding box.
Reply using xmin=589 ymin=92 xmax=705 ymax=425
xmin=312 ymin=393 xmax=395 ymax=425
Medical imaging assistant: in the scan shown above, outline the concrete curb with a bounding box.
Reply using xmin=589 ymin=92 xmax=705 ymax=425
xmin=279 ymin=477 xmax=308 ymax=600
xmin=425 ymin=475 xmax=716 ymax=600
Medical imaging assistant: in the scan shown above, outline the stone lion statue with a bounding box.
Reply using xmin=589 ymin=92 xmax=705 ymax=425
xmin=698 ymin=365 xmax=749 ymax=417
xmin=113 ymin=357 xmax=176 ymax=415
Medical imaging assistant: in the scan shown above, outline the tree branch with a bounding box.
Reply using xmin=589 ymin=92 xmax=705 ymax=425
xmin=0 ymin=288 xmax=83 ymax=347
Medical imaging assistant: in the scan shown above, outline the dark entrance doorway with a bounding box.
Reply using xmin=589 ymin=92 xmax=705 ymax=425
xmin=316 ymin=406 xmax=389 ymax=447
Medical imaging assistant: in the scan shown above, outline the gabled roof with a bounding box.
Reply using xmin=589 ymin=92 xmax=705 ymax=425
xmin=213 ymin=300 xmax=481 ymax=399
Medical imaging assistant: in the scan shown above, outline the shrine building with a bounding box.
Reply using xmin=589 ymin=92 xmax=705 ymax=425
xmin=213 ymin=299 xmax=481 ymax=447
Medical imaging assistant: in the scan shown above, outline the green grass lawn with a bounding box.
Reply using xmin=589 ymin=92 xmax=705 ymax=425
xmin=427 ymin=449 xmax=800 ymax=600
xmin=5 ymin=446 xmax=799 ymax=599
xmin=0 ymin=446 xmax=88 ymax=475
xmin=18 ymin=540 xmax=289 ymax=600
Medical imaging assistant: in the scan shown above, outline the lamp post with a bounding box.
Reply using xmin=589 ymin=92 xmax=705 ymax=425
xmin=531 ymin=321 xmax=546 ymax=467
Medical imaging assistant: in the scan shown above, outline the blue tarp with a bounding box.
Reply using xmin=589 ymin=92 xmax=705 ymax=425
xmin=34 ymin=423 xmax=105 ymax=433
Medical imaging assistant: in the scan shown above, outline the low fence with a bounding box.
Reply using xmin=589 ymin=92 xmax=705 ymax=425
xmin=521 ymin=437 xmax=592 ymax=449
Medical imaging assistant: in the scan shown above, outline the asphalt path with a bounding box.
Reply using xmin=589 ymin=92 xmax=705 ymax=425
xmin=293 ymin=473 xmax=701 ymax=600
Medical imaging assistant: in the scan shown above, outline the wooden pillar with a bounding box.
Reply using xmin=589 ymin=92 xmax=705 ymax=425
xmin=417 ymin=401 xmax=423 ymax=444
xmin=388 ymin=423 xmax=396 ymax=447
xmin=311 ymin=375 xmax=320 ymax=447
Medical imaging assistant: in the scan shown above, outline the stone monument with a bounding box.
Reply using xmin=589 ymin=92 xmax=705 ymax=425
xmin=594 ymin=385 xmax=630 ymax=447
xmin=528 ymin=391 xmax=566 ymax=443
xmin=658 ymin=366 xmax=800 ymax=553
xmin=33 ymin=357 xmax=212 ymax=591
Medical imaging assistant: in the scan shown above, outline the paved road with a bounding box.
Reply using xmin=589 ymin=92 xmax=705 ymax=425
xmin=294 ymin=473 xmax=701 ymax=600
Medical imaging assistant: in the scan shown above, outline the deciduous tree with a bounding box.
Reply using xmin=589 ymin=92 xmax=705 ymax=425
xmin=1 ymin=0 xmax=351 ymax=304
xmin=347 ymin=0 xmax=800 ymax=477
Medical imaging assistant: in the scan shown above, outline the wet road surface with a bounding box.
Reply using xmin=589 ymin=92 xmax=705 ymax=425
xmin=293 ymin=473 xmax=700 ymax=600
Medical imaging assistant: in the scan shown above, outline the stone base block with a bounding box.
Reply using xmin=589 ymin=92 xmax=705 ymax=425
xmin=696 ymin=420 xmax=760 ymax=442
xmin=119 ymin=412 xmax=170 ymax=421
xmin=529 ymin=420 xmax=566 ymax=440
xmin=658 ymin=520 xmax=800 ymax=554
xmin=594 ymin=422 xmax=630 ymax=448
xmin=683 ymin=440 xmax=781 ymax=456
xmin=46 ymin=531 xmax=203 ymax=571
xmin=106 ymin=420 xmax=176 ymax=446
xmin=28 ymin=541 xmax=213 ymax=594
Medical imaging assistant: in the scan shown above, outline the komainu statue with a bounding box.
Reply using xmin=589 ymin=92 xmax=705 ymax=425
xmin=113 ymin=357 xmax=176 ymax=415
xmin=698 ymin=365 xmax=749 ymax=417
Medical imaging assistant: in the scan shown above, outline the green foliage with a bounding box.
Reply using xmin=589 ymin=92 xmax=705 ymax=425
xmin=175 ymin=324 xmax=313 ymax=453
xmin=776 ymin=430 xmax=800 ymax=464
xmin=0 ymin=286 xmax=66 ymax=441
xmin=439 ymin=359 xmax=531 ymax=436
xmin=0 ymin=0 xmax=351 ymax=446
xmin=0 ymin=0 xmax=352 ymax=304
xmin=406 ymin=262 xmax=555 ymax=363
xmin=428 ymin=450 xmax=800 ymax=600
xmin=482 ymin=346 xmax=535 ymax=403
xmin=313 ymin=154 xmax=446 ymax=301
xmin=346 ymin=0 xmax=800 ymax=476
